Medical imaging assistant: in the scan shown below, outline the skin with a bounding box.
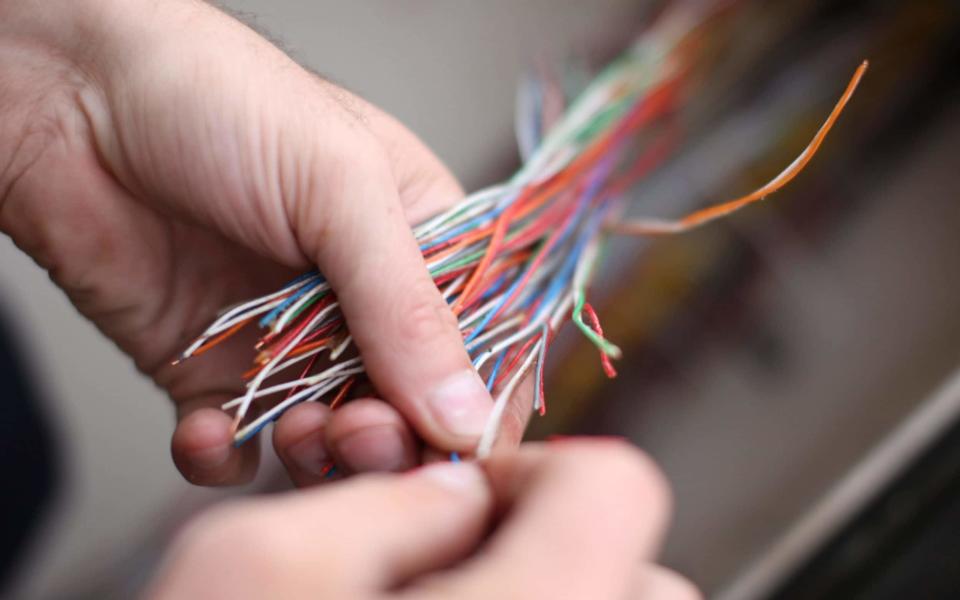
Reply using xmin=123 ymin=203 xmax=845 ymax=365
xmin=1 ymin=4 xmax=700 ymax=596
xmin=0 ymin=0 xmax=537 ymax=486
xmin=147 ymin=440 xmax=700 ymax=599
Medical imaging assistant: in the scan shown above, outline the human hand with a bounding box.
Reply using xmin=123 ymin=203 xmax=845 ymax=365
xmin=0 ymin=0 xmax=536 ymax=485
xmin=147 ymin=440 xmax=699 ymax=600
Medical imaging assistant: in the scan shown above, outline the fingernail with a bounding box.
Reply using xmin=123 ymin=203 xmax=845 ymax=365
xmin=334 ymin=425 xmax=409 ymax=473
xmin=427 ymin=370 xmax=493 ymax=438
xmin=416 ymin=461 xmax=486 ymax=494
xmin=191 ymin=444 xmax=231 ymax=470
xmin=288 ymin=433 xmax=330 ymax=476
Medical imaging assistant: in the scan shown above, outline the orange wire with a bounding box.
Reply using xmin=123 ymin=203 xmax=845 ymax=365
xmin=452 ymin=77 xmax=681 ymax=313
xmin=452 ymin=201 xmax=517 ymax=314
xmin=241 ymin=337 xmax=333 ymax=380
xmin=427 ymin=187 xmax=557 ymax=267
xmin=613 ymin=61 xmax=868 ymax=236
xmin=191 ymin=319 xmax=250 ymax=357
xmin=454 ymin=250 xmax=534 ymax=312
xmin=328 ymin=377 xmax=356 ymax=410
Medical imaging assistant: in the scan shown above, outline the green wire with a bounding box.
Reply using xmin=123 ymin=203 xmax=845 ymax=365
xmin=570 ymin=238 xmax=622 ymax=359
xmin=572 ymin=291 xmax=622 ymax=358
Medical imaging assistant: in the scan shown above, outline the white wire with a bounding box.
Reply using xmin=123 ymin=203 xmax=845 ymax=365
xmin=232 ymin=371 xmax=359 ymax=443
xmin=233 ymin=306 xmax=329 ymax=423
xmin=473 ymin=292 xmax=562 ymax=371
xmin=224 ymin=358 xmax=363 ymax=409
xmin=476 ymin=337 xmax=543 ymax=458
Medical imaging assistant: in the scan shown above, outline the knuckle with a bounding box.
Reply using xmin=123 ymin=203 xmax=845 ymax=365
xmin=294 ymin=130 xmax=392 ymax=251
xmin=395 ymin=279 xmax=459 ymax=345
xmin=328 ymin=140 xmax=379 ymax=182
xmin=315 ymin=126 xmax=390 ymax=194
xmin=556 ymin=439 xmax=671 ymax=519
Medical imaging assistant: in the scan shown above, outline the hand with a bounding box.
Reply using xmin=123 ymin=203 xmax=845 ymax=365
xmin=0 ymin=0 xmax=531 ymax=485
xmin=147 ymin=440 xmax=699 ymax=600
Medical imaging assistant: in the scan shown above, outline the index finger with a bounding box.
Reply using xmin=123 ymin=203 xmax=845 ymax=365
xmin=289 ymin=122 xmax=493 ymax=453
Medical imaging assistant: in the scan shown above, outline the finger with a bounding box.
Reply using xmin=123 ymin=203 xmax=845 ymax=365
xmin=325 ymin=398 xmax=418 ymax=475
xmin=337 ymin=92 xmax=465 ymax=222
xmin=263 ymin=461 xmax=492 ymax=589
xmin=315 ymin=89 xmax=482 ymax=464
xmin=149 ymin=461 xmax=490 ymax=598
xmin=320 ymin=93 xmax=497 ymax=467
xmin=413 ymin=440 xmax=671 ymax=600
xmin=161 ymin=310 xmax=273 ymax=486
xmin=272 ymin=401 xmax=333 ymax=487
xmin=290 ymin=125 xmax=492 ymax=454
xmin=487 ymin=440 xmax=671 ymax=559
xmin=419 ymin=363 xmax=535 ymax=464
xmin=631 ymin=565 xmax=702 ymax=600
xmin=172 ymin=405 xmax=259 ymax=486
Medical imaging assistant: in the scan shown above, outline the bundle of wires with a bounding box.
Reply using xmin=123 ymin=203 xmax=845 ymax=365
xmin=177 ymin=5 xmax=867 ymax=457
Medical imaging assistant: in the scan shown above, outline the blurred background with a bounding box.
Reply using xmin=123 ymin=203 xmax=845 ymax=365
xmin=2 ymin=0 xmax=958 ymax=598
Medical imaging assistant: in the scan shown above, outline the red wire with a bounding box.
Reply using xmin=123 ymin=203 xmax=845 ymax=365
xmin=582 ymin=302 xmax=617 ymax=378
xmin=493 ymin=333 xmax=541 ymax=390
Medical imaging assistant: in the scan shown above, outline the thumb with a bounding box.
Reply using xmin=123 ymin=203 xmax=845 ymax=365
xmin=74 ymin=0 xmax=493 ymax=453
xmin=292 ymin=123 xmax=493 ymax=452
xmin=281 ymin=461 xmax=493 ymax=588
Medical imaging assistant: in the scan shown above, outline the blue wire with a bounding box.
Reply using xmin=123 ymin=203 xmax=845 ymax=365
xmin=233 ymin=419 xmax=272 ymax=447
xmin=480 ymin=272 xmax=510 ymax=301
xmin=258 ymin=278 xmax=322 ymax=328
xmin=485 ymin=349 xmax=508 ymax=390
xmin=466 ymin=160 xmax=611 ymax=343
xmin=419 ymin=188 xmax=525 ymax=253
